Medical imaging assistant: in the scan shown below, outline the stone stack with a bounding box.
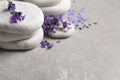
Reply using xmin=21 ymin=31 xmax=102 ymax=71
xmin=0 ymin=1 xmax=44 ymax=50
xmin=16 ymin=0 xmax=75 ymax=38
xmin=16 ymin=0 xmax=71 ymax=15
xmin=0 ymin=0 xmax=74 ymax=50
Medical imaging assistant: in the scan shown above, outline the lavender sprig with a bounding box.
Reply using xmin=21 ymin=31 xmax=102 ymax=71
xmin=8 ymin=1 xmax=15 ymax=12
xmin=40 ymin=40 xmax=54 ymax=49
xmin=10 ymin=12 xmax=25 ymax=23
xmin=7 ymin=0 xmax=25 ymax=24
xmin=42 ymin=14 xmax=71 ymax=34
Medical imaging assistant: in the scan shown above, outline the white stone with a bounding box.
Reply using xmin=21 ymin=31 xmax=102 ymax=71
xmin=41 ymin=0 xmax=71 ymax=15
xmin=15 ymin=0 xmax=62 ymax=7
xmin=0 ymin=28 xmax=44 ymax=50
xmin=49 ymin=21 xmax=75 ymax=38
xmin=0 ymin=28 xmax=40 ymax=42
xmin=0 ymin=1 xmax=44 ymax=34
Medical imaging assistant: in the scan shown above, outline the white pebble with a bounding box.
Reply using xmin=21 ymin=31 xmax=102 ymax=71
xmin=41 ymin=0 xmax=71 ymax=15
xmin=49 ymin=21 xmax=75 ymax=38
xmin=0 ymin=1 xmax=44 ymax=34
xmin=17 ymin=0 xmax=62 ymax=7
xmin=0 ymin=28 xmax=44 ymax=50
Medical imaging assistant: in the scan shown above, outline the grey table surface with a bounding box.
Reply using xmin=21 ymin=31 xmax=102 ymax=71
xmin=0 ymin=0 xmax=120 ymax=80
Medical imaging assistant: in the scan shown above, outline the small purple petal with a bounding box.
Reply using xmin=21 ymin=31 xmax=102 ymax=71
xmin=40 ymin=40 xmax=54 ymax=49
xmin=8 ymin=2 xmax=16 ymax=12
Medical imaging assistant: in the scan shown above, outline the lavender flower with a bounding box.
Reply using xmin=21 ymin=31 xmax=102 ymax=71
xmin=42 ymin=14 xmax=61 ymax=34
xmin=7 ymin=0 xmax=26 ymax=24
xmin=63 ymin=21 xmax=71 ymax=29
xmin=42 ymin=14 xmax=71 ymax=34
xmin=40 ymin=40 xmax=54 ymax=49
xmin=8 ymin=1 xmax=16 ymax=12
xmin=10 ymin=12 xmax=25 ymax=24
xmin=40 ymin=41 xmax=47 ymax=48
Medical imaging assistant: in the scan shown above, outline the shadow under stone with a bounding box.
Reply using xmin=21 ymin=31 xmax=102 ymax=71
xmin=0 ymin=47 xmax=32 ymax=53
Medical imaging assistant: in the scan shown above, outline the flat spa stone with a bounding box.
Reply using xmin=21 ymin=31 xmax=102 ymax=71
xmin=0 ymin=28 xmax=40 ymax=42
xmin=49 ymin=22 xmax=75 ymax=38
xmin=15 ymin=0 xmax=62 ymax=7
xmin=41 ymin=0 xmax=71 ymax=15
xmin=0 ymin=28 xmax=44 ymax=50
xmin=0 ymin=1 xmax=44 ymax=34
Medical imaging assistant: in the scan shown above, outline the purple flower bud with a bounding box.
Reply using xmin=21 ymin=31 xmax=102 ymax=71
xmin=40 ymin=40 xmax=54 ymax=49
xmin=8 ymin=2 xmax=16 ymax=12
xmin=40 ymin=41 xmax=47 ymax=48
xmin=7 ymin=1 xmax=26 ymax=24
xmin=10 ymin=12 xmax=25 ymax=24
xmin=63 ymin=21 xmax=71 ymax=29
xmin=42 ymin=14 xmax=63 ymax=34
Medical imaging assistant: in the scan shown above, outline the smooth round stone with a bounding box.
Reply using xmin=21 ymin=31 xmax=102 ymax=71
xmin=15 ymin=0 xmax=62 ymax=7
xmin=0 ymin=28 xmax=40 ymax=42
xmin=0 ymin=28 xmax=44 ymax=50
xmin=49 ymin=22 xmax=75 ymax=38
xmin=41 ymin=0 xmax=71 ymax=15
xmin=0 ymin=1 xmax=44 ymax=34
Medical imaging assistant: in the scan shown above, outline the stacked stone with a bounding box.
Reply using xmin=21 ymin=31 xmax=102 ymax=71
xmin=0 ymin=0 xmax=74 ymax=50
xmin=16 ymin=0 xmax=75 ymax=38
xmin=16 ymin=0 xmax=71 ymax=15
xmin=0 ymin=1 xmax=44 ymax=50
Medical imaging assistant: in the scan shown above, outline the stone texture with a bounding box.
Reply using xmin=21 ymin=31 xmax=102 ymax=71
xmin=41 ymin=0 xmax=71 ymax=15
xmin=0 ymin=28 xmax=43 ymax=50
xmin=16 ymin=0 xmax=62 ymax=7
xmin=0 ymin=1 xmax=44 ymax=34
xmin=0 ymin=28 xmax=40 ymax=42
xmin=13 ymin=0 xmax=71 ymax=15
